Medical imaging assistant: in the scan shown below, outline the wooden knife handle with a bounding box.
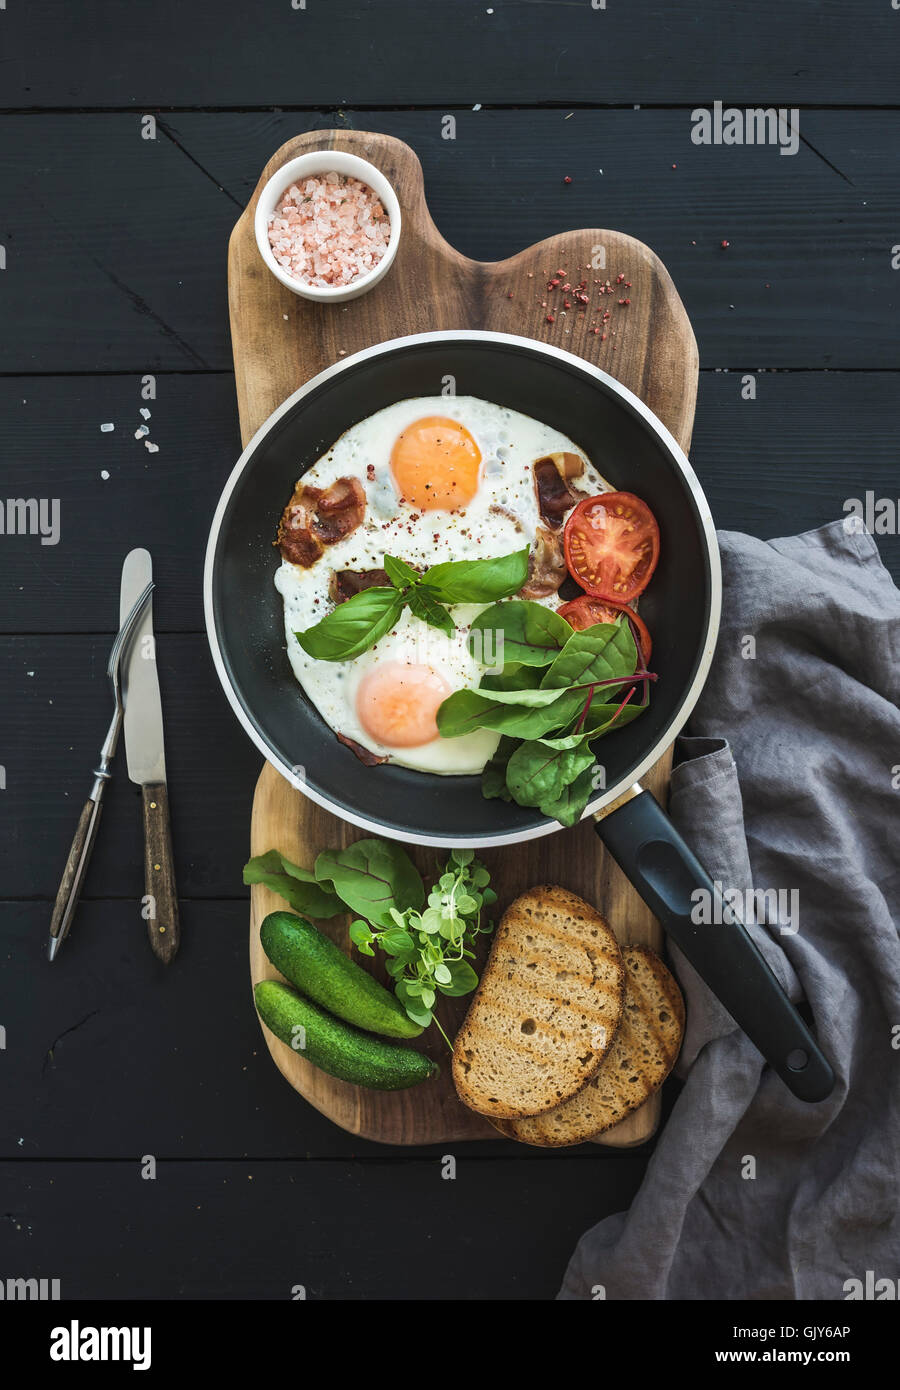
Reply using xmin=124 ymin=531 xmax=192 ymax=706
xmin=50 ymin=796 xmax=103 ymax=948
xmin=142 ymin=782 xmax=180 ymax=964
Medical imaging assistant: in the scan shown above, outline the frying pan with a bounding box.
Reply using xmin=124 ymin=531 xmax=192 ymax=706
xmin=205 ymin=330 xmax=834 ymax=1104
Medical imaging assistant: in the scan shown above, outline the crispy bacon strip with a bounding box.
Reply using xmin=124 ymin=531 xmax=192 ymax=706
xmin=533 ymin=451 xmax=588 ymax=529
xmin=330 ymin=568 xmax=390 ymax=605
xmin=277 ymin=475 xmax=366 ymax=567
xmin=519 ymin=524 xmax=567 ymax=600
xmin=336 ymin=732 xmax=388 ymax=766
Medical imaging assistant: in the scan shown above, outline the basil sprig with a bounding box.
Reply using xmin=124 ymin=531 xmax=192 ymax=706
xmin=437 ymin=601 xmax=654 ymax=828
xmin=294 ymin=547 xmax=530 ymax=662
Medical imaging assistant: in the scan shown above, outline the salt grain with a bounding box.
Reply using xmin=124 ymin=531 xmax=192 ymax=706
xmin=267 ymin=172 xmax=391 ymax=288
xmin=135 ymin=425 xmax=149 ymax=439
xmin=100 ymin=423 xmax=114 ymax=433
xmin=100 ymin=470 xmax=110 ymax=480
xmin=140 ymin=407 xmax=151 ymax=420
xmin=145 ymin=441 xmax=159 ymax=454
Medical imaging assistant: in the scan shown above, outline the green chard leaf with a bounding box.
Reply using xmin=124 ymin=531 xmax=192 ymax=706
xmin=505 ymin=733 xmax=596 ymax=809
xmin=480 ymin=662 xmax=543 ymax=693
xmin=314 ymin=838 xmax=425 ymax=929
xmin=469 ymin=599 xmax=573 ymax=667
xmin=294 ymin=585 xmax=404 ymax=662
xmin=436 ymin=687 xmax=581 ymax=741
xmin=243 ymin=850 xmax=343 ymax=918
xmin=537 ymin=763 xmax=599 ymax=828
xmin=482 ymin=736 xmax=518 ymax=801
xmin=422 ymin=547 xmax=530 ymax=604
xmin=541 ymin=621 xmax=639 ymax=690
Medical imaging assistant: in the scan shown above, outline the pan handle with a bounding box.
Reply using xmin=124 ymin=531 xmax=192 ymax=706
xmin=594 ymin=790 xmax=835 ymax=1103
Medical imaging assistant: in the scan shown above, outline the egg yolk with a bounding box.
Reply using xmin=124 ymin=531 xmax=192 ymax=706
xmin=389 ymin=416 xmax=481 ymax=510
xmin=356 ymin=662 xmax=452 ymax=748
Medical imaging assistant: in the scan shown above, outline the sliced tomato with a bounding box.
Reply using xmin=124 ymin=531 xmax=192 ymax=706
xmin=557 ymin=595 xmax=652 ymax=667
xmin=563 ymin=492 xmax=660 ymax=602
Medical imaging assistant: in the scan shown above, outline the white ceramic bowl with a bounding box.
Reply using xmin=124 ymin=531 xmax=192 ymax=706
xmin=254 ymin=151 xmax=401 ymax=303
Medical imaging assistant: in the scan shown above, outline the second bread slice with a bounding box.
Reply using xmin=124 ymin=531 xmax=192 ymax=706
xmin=452 ymin=885 xmax=625 ymax=1118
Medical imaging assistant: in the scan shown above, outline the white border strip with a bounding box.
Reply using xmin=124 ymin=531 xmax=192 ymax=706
xmin=204 ymin=330 xmax=722 ymax=848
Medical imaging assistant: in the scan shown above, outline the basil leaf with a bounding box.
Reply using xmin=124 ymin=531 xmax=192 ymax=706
xmin=314 ymin=838 xmax=425 ymax=929
xmin=384 ymin=554 xmax=420 ymax=591
xmin=538 ymin=764 xmax=598 ymax=828
xmin=469 ymin=600 xmax=572 ymax=667
xmin=436 ymin=958 xmax=480 ymax=997
xmin=243 ymin=850 xmax=343 ymax=918
xmin=407 ymin=585 xmax=456 ymax=635
xmin=505 ymin=734 xmax=596 ymax=809
xmin=541 ymin=621 xmax=638 ymax=690
xmin=294 ymin=586 xmax=404 ymax=662
xmin=422 ymin=548 xmax=529 ymax=604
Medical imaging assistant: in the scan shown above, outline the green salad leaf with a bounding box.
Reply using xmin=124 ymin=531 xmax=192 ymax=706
xmin=437 ymin=612 xmax=654 ymax=828
xmin=243 ymin=850 xmax=343 ymax=918
xmin=314 ymin=838 xmax=425 ymax=929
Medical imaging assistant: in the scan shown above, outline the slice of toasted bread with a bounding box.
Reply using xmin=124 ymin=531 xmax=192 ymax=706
xmin=495 ymin=945 xmax=685 ymax=1146
xmin=451 ymin=886 xmax=625 ymax=1118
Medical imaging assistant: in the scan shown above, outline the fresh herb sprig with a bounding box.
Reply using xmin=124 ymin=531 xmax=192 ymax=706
xmin=436 ymin=600 xmax=655 ymax=827
xmin=244 ymin=839 xmax=496 ymax=1040
xmin=349 ymin=848 xmax=495 ymax=1044
xmin=294 ymin=547 xmax=529 ymax=662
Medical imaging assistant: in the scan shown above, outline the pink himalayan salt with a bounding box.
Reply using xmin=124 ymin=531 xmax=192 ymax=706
xmin=267 ymin=171 xmax=391 ymax=288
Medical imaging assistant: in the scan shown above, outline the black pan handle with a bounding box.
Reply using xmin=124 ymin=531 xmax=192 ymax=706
xmin=595 ymin=790 xmax=835 ymax=1103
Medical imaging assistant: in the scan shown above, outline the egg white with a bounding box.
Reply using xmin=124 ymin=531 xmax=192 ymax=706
xmin=275 ymin=395 xmax=609 ymax=774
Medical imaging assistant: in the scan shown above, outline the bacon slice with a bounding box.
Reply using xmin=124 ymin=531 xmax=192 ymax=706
xmin=336 ymin=732 xmax=388 ymax=766
xmin=519 ymin=524 xmax=568 ymax=600
xmin=330 ymin=568 xmax=390 ymax=605
xmin=277 ymin=475 xmax=366 ymax=567
xmin=533 ymin=451 xmax=588 ymax=529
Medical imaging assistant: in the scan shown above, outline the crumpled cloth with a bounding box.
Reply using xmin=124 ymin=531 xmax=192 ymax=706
xmin=559 ymin=520 xmax=900 ymax=1300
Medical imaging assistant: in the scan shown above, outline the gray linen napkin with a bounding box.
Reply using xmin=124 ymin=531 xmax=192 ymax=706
xmin=559 ymin=520 xmax=900 ymax=1300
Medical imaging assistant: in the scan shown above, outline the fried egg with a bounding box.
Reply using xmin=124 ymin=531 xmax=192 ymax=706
xmin=275 ymin=395 xmax=608 ymax=774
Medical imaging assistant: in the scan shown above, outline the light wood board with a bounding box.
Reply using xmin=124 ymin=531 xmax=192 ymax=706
xmin=232 ymin=130 xmax=698 ymax=1146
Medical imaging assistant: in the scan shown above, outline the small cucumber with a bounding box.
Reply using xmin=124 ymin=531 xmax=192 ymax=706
xmin=260 ymin=910 xmax=422 ymax=1039
xmin=254 ymin=980 xmax=437 ymax=1091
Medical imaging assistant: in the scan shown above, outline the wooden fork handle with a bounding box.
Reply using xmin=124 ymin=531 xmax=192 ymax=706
xmin=142 ymin=782 xmax=180 ymax=964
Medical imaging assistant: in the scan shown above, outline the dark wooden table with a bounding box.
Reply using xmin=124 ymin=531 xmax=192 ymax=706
xmin=1 ymin=1 xmax=897 ymax=1301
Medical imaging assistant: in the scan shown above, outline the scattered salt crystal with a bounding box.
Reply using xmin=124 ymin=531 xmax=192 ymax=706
xmin=135 ymin=425 xmax=149 ymax=439
xmin=100 ymin=423 xmax=114 ymax=433
xmin=140 ymin=407 xmax=151 ymax=420
xmin=26 ymin=671 xmax=34 ymax=677
xmin=472 ymin=103 xmax=482 ymax=111
xmin=100 ymin=470 xmax=110 ymax=480
xmin=283 ymin=313 xmax=289 ymax=320
xmin=145 ymin=441 xmax=159 ymax=454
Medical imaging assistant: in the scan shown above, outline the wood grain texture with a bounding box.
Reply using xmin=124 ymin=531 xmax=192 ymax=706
xmin=232 ymin=129 xmax=699 ymax=1146
xmin=49 ymin=797 xmax=102 ymax=945
xmin=142 ymin=782 xmax=180 ymax=964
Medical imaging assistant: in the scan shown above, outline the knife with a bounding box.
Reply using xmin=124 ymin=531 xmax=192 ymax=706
xmin=119 ymin=548 xmax=180 ymax=964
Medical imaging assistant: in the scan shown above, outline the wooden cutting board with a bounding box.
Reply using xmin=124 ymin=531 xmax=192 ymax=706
xmin=233 ymin=130 xmax=698 ymax=1147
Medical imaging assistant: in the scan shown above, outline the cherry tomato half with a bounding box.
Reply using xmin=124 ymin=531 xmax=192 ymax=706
xmin=557 ymin=595 xmax=652 ymax=667
xmin=563 ymin=492 xmax=660 ymax=602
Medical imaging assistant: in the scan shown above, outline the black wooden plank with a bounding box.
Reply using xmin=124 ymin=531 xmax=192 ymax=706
xmin=0 ymin=371 xmax=896 ymax=639
xmin=1 ymin=635 xmax=260 ymax=899
xmin=0 ymin=1156 xmax=645 ymax=1299
xmin=3 ymin=0 xmax=897 ymax=107
xmin=1 ymin=111 xmax=898 ymax=371
xmin=0 ymin=373 xmax=242 ymax=633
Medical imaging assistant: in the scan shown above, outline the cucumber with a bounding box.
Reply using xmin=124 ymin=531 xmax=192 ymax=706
xmin=260 ymin=910 xmax=422 ymax=1039
xmin=254 ymin=980 xmax=438 ymax=1091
